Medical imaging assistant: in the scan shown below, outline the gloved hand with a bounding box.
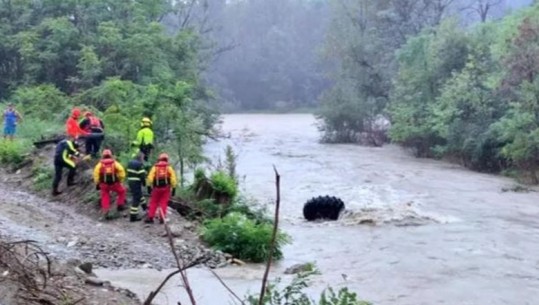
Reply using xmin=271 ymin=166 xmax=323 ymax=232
xmin=171 ymin=188 xmax=176 ymax=197
xmin=82 ymin=155 xmax=92 ymax=161
xmin=147 ymin=186 xmax=152 ymax=194
xmin=95 ymin=184 xmax=100 ymax=190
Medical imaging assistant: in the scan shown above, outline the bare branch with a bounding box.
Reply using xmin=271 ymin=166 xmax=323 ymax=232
xmin=257 ymin=166 xmax=281 ymax=305
xmin=208 ymin=269 xmax=246 ymax=305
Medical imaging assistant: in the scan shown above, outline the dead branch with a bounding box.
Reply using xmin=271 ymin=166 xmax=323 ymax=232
xmin=143 ymin=208 xmax=210 ymax=305
xmin=208 ymin=268 xmax=245 ymax=305
xmin=257 ymin=166 xmax=281 ymax=305
xmin=0 ymin=239 xmax=82 ymax=305
xmin=142 ymin=254 xmax=209 ymax=305
xmin=163 ymin=208 xmax=197 ymax=305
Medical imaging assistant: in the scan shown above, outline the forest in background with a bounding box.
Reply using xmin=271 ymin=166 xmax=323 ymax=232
xmin=2 ymin=0 xmax=539 ymax=182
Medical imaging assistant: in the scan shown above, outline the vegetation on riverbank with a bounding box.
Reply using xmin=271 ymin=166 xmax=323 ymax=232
xmin=316 ymin=2 xmax=539 ymax=183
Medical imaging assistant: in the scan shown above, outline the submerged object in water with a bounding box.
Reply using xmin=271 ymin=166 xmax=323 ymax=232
xmin=303 ymin=195 xmax=345 ymax=221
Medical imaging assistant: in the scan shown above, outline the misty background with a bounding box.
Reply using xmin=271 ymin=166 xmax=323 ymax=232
xmin=163 ymin=0 xmax=535 ymax=112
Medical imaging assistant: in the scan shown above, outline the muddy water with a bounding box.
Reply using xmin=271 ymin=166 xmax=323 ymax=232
xmin=98 ymin=114 xmax=539 ymax=305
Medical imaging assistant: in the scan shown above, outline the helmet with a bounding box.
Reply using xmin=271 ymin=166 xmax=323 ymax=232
xmin=72 ymin=108 xmax=81 ymax=118
xmin=158 ymin=153 xmax=169 ymax=161
xmin=85 ymin=111 xmax=93 ymax=117
xmin=141 ymin=117 xmax=152 ymax=127
xmin=102 ymin=149 xmax=113 ymax=158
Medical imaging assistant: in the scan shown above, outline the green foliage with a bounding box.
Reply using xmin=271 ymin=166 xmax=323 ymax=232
xmin=246 ymin=272 xmax=371 ymax=305
xmin=389 ymin=19 xmax=470 ymax=156
xmin=10 ymin=85 xmax=69 ymax=121
xmin=32 ymin=166 xmax=54 ymax=192
xmin=210 ymin=171 xmax=238 ymax=199
xmin=201 ymin=212 xmax=290 ymax=263
xmin=16 ymin=118 xmax=63 ymax=142
xmin=0 ymin=139 xmax=29 ymax=165
xmin=226 ymin=196 xmax=272 ymax=224
xmin=0 ymin=0 xmax=217 ymax=172
xmin=224 ymin=145 xmax=238 ymax=183
xmin=319 ymin=287 xmax=371 ymax=305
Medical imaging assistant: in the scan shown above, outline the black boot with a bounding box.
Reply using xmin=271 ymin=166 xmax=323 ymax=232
xmin=144 ymin=216 xmax=154 ymax=224
xmin=117 ymin=205 xmax=126 ymax=212
xmin=52 ymin=189 xmax=62 ymax=196
xmin=130 ymin=214 xmax=142 ymax=222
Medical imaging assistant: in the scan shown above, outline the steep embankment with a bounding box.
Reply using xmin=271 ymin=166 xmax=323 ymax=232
xmin=0 ymin=142 xmax=227 ymax=304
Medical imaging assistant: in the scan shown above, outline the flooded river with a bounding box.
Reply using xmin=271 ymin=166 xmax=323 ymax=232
xmin=98 ymin=114 xmax=539 ymax=305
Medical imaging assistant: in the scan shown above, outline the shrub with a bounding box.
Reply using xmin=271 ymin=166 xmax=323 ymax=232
xmin=210 ymin=170 xmax=238 ymax=199
xmin=0 ymin=139 xmax=30 ymax=165
xmin=201 ymin=212 xmax=290 ymax=263
xmin=226 ymin=196 xmax=271 ymax=224
xmin=17 ymin=118 xmax=63 ymax=141
xmin=11 ymin=85 xmax=70 ymax=121
xmin=193 ymin=199 xmax=225 ymax=219
xmin=246 ymin=271 xmax=372 ymax=305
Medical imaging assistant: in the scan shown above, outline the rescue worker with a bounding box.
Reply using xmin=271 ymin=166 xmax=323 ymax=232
xmin=79 ymin=111 xmax=105 ymax=158
xmin=65 ymin=108 xmax=88 ymax=139
xmin=52 ymin=137 xmax=82 ymax=196
xmin=3 ymin=103 xmax=22 ymax=140
xmin=145 ymin=153 xmax=177 ymax=224
xmin=93 ymin=149 xmax=127 ymax=220
xmin=131 ymin=117 xmax=154 ymax=162
xmin=126 ymin=152 xmax=147 ymax=222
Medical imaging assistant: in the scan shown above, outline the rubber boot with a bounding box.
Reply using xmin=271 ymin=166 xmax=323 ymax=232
xmin=130 ymin=213 xmax=142 ymax=222
xmin=144 ymin=215 xmax=154 ymax=224
xmin=52 ymin=189 xmax=62 ymax=196
xmin=117 ymin=205 xmax=126 ymax=212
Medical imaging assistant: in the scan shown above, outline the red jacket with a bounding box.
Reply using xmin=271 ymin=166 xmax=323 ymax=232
xmin=66 ymin=116 xmax=88 ymax=138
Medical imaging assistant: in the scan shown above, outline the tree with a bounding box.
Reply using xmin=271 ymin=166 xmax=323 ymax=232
xmin=388 ymin=19 xmax=470 ymax=155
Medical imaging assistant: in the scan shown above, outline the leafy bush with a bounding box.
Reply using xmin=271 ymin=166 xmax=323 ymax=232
xmin=246 ymin=271 xmax=371 ymax=305
xmin=201 ymin=212 xmax=290 ymax=263
xmin=17 ymin=118 xmax=63 ymax=141
xmin=193 ymin=199 xmax=225 ymax=219
xmin=11 ymin=85 xmax=70 ymax=121
xmin=210 ymin=170 xmax=238 ymax=199
xmin=0 ymin=139 xmax=30 ymax=165
xmin=226 ymin=196 xmax=272 ymax=224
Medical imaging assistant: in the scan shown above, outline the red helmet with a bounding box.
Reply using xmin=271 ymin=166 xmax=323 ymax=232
xmin=72 ymin=108 xmax=81 ymax=118
xmin=158 ymin=153 xmax=169 ymax=161
xmin=102 ymin=149 xmax=113 ymax=158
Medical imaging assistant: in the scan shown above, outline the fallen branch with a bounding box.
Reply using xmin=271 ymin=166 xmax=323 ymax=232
xmin=208 ymin=268 xmax=245 ymax=305
xmin=257 ymin=166 xmax=281 ymax=305
xmin=0 ymin=239 xmax=80 ymax=304
xmin=143 ymin=209 xmax=208 ymax=305
xmin=142 ymin=255 xmax=209 ymax=305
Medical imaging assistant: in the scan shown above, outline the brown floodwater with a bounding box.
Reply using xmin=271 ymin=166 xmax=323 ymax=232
xmin=98 ymin=114 xmax=539 ymax=305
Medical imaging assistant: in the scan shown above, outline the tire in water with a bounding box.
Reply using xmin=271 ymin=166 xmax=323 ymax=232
xmin=303 ymin=195 xmax=345 ymax=221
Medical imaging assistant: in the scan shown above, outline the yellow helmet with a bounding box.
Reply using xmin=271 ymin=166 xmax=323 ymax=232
xmin=141 ymin=117 xmax=152 ymax=127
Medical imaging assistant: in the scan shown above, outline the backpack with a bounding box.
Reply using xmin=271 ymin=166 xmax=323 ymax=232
xmin=154 ymin=161 xmax=170 ymax=187
xmin=99 ymin=159 xmax=117 ymax=184
xmin=89 ymin=116 xmax=103 ymax=132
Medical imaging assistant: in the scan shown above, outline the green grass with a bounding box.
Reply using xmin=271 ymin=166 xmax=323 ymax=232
xmin=32 ymin=166 xmax=54 ymax=191
xmin=0 ymin=138 xmax=31 ymax=165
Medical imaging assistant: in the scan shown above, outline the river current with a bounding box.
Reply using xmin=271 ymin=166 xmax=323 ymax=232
xmin=98 ymin=114 xmax=539 ymax=305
